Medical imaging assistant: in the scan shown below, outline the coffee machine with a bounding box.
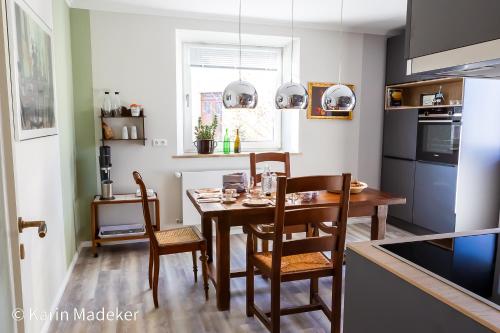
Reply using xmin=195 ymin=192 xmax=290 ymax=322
xmin=99 ymin=145 xmax=114 ymax=200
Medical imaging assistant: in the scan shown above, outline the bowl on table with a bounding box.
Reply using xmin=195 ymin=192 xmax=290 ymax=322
xmin=328 ymin=180 xmax=368 ymax=194
xmin=349 ymin=181 xmax=368 ymax=194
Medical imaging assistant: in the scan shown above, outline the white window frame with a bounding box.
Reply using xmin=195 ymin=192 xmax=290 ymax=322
xmin=182 ymin=42 xmax=283 ymax=153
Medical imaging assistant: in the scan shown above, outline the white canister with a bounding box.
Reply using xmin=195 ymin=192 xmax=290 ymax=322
xmin=130 ymin=126 xmax=138 ymax=139
xmin=121 ymin=126 xmax=129 ymax=139
xmin=131 ymin=105 xmax=141 ymax=117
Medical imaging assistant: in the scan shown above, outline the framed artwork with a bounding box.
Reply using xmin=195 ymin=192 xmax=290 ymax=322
xmin=421 ymin=93 xmax=435 ymax=106
xmin=8 ymin=0 xmax=57 ymax=140
xmin=307 ymin=82 xmax=354 ymax=120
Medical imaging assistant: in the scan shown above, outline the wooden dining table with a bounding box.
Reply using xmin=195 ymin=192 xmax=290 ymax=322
xmin=186 ymin=188 xmax=405 ymax=311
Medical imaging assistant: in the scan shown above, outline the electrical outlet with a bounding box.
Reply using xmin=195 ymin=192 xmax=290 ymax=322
xmin=152 ymin=138 xmax=168 ymax=147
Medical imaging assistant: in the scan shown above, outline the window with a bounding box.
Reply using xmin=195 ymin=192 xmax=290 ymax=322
xmin=182 ymin=43 xmax=283 ymax=152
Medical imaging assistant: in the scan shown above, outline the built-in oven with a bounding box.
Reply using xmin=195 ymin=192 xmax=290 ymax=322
xmin=416 ymin=107 xmax=462 ymax=165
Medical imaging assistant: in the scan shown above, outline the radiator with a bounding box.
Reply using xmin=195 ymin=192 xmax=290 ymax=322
xmin=178 ymin=169 xmax=247 ymax=225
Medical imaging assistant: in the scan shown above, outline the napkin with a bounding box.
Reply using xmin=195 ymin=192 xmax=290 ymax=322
xmin=196 ymin=192 xmax=221 ymax=199
xmin=197 ymin=198 xmax=221 ymax=203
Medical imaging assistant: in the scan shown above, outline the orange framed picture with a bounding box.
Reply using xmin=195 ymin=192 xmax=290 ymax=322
xmin=307 ymin=82 xmax=355 ymax=120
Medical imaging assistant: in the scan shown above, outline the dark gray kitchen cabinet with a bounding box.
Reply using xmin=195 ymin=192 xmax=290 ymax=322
xmin=413 ymin=162 xmax=457 ymax=233
xmin=381 ymin=157 xmax=415 ymax=223
xmin=406 ymin=0 xmax=500 ymax=59
xmin=386 ymin=33 xmax=410 ymax=85
xmin=382 ymin=109 xmax=418 ymax=160
xmin=386 ymin=31 xmax=436 ymax=85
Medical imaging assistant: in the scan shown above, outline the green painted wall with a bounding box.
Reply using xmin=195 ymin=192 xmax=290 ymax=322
xmin=53 ymin=0 xmax=77 ymax=266
xmin=70 ymin=9 xmax=97 ymax=242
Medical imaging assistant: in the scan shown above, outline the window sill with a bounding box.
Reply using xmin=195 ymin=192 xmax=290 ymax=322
xmin=172 ymin=151 xmax=302 ymax=159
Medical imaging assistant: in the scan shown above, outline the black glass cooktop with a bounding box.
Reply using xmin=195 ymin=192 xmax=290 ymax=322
xmin=378 ymin=232 xmax=500 ymax=309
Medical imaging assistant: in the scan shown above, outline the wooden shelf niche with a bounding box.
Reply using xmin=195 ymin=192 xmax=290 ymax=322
xmin=100 ymin=107 xmax=147 ymax=146
xmin=385 ymin=78 xmax=464 ymax=110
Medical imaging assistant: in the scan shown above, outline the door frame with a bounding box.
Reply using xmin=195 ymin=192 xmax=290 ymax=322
xmin=0 ymin=0 xmax=26 ymax=331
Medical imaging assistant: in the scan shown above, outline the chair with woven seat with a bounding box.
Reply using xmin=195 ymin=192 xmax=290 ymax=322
xmin=133 ymin=171 xmax=209 ymax=308
xmin=245 ymin=174 xmax=351 ymax=333
xmin=249 ymin=152 xmax=291 ymax=252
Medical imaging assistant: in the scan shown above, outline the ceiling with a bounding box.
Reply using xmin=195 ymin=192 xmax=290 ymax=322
xmin=71 ymin=0 xmax=407 ymax=35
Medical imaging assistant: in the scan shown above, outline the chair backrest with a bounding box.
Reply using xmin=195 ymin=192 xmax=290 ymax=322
xmin=271 ymin=174 xmax=351 ymax=275
xmin=249 ymin=152 xmax=290 ymax=186
xmin=133 ymin=171 xmax=158 ymax=248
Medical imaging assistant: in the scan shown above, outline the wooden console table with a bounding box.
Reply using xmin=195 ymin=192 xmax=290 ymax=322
xmin=91 ymin=193 xmax=159 ymax=257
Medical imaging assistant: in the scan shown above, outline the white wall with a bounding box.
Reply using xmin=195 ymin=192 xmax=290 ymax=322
xmin=88 ymin=10 xmax=387 ymax=227
xmin=357 ymin=34 xmax=387 ymax=188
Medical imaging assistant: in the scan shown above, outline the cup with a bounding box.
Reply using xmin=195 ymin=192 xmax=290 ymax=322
xmin=121 ymin=126 xmax=129 ymax=139
xmin=224 ymin=189 xmax=236 ymax=201
xmin=130 ymin=126 xmax=138 ymax=139
xmin=249 ymin=187 xmax=261 ymax=199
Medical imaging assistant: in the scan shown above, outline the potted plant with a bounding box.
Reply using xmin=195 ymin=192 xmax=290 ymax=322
xmin=193 ymin=115 xmax=218 ymax=154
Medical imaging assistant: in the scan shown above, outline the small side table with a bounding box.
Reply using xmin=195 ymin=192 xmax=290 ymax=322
xmin=91 ymin=193 xmax=160 ymax=257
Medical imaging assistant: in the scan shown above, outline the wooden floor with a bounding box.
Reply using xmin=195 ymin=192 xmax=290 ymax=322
xmin=49 ymin=222 xmax=412 ymax=333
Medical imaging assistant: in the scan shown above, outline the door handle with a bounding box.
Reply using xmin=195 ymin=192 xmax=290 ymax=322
xmin=18 ymin=217 xmax=47 ymax=238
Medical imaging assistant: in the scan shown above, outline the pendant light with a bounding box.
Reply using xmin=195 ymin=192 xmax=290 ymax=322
xmin=321 ymin=0 xmax=356 ymax=111
xmin=275 ymin=0 xmax=309 ymax=110
xmin=223 ymin=0 xmax=258 ymax=109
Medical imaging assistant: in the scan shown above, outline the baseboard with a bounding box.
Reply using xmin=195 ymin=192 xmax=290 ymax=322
xmin=79 ymin=240 xmax=91 ymax=247
xmin=40 ymin=243 xmax=82 ymax=333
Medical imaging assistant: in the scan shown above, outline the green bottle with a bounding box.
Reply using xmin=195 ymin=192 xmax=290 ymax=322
xmin=223 ymin=128 xmax=230 ymax=154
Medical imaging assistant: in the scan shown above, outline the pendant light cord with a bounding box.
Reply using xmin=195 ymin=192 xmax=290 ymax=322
xmin=338 ymin=0 xmax=344 ymax=85
xmin=239 ymin=0 xmax=242 ymax=81
xmin=290 ymin=0 xmax=294 ymax=83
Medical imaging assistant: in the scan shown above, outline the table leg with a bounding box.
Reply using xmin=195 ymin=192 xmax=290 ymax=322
xmin=216 ymin=216 xmax=231 ymax=311
xmin=201 ymin=216 xmax=213 ymax=262
xmin=91 ymin=204 xmax=97 ymax=257
xmin=371 ymin=205 xmax=388 ymax=240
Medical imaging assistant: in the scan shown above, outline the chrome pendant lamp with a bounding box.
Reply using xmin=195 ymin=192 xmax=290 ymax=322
xmin=321 ymin=0 xmax=356 ymax=111
xmin=223 ymin=0 xmax=258 ymax=109
xmin=275 ymin=0 xmax=309 ymax=110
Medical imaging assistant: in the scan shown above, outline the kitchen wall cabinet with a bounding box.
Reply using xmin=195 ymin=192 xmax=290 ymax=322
xmin=406 ymin=0 xmax=500 ymax=59
xmin=386 ymin=33 xmax=411 ymax=85
xmin=381 ymin=157 xmax=415 ymax=223
xmin=413 ymin=161 xmax=457 ymax=233
xmin=386 ymin=31 xmax=434 ymax=85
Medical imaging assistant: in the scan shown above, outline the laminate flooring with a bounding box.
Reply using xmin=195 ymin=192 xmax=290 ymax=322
xmin=48 ymin=222 xmax=412 ymax=333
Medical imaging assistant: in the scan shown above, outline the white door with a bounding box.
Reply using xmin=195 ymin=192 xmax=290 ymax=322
xmin=1 ymin=0 xmax=69 ymax=332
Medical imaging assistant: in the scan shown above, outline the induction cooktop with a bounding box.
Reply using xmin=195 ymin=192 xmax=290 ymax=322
xmin=377 ymin=232 xmax=500 ymax=310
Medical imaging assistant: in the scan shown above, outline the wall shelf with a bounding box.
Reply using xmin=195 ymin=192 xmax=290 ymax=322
xmin=100 ymin=107 xmax=147 ymax=146
xmin=385 ymin=104 xmax=462 ymax=111
xmin=385 ymin=78 xmax=464 ymax=110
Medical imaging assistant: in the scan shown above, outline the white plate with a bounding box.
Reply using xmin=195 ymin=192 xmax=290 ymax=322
xmin=242 ymin=198 xmax=271 ymax=207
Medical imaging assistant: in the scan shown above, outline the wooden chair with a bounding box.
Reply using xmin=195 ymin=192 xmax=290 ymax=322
xmin=245 ymin=174 xmax=351 ymax=333
xmin=249 ymin=152 xmax=291 ymax=252
xmin=249 ymin=152 xmax=290 ymax=187
xmin=133 ymin=171 xmax=209 ymax=308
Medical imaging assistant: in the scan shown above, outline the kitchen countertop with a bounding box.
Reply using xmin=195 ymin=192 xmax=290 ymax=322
xmin=347 ymin=228 xmax=500 ymax=332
